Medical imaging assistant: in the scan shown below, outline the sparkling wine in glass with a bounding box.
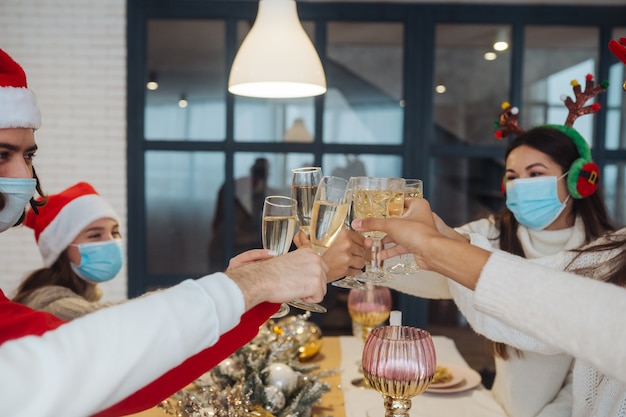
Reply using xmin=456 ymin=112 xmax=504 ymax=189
xmin=331 ymin=181 xmax=368 ymax=290
xmin=362 ymin=326 xmax=437 ymax=417
xmin=262 ymin=195 xmax=297 ymax=318
xmin=310 ymin=176 xmax=350 ymax=255
xmin=291 ymin=167 xmax=322 ymax=236
xmin=348 ymin=284 xmax=392 ymax=388
xmin=387 ymin=179 xmax=423 ymax=275
xmin=352 ymin=177 xmax=404 ymax=284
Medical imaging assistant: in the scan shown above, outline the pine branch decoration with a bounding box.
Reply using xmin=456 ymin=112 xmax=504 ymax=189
xmin=159 ymin=320 xmax=334 ymax=417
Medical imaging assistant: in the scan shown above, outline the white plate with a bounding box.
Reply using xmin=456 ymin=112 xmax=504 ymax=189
xmin=429 ymin=366 xmax=465 ymax=388
xmin=425 ymin=364 xmax=482 ymax=394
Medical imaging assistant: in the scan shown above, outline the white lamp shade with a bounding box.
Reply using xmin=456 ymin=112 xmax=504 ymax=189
xmin=228 ymin=0 xmax=327 ymax=98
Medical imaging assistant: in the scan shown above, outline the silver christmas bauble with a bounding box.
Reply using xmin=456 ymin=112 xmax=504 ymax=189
xmin=217 ymin=357 xmax=245 ymax=379
xmin=265 ymin=362 xmax=298 ymax=395
xmin=263 ymin=385 xmax=286 ymax=413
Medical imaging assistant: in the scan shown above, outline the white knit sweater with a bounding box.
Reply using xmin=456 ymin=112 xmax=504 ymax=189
xmin=475 ymin=246 xmax=626 ymax=417
xmin=452 ymin=216 xmax=589 ymax=417
xmin=387 ymin=216 xmax=588 ymax=417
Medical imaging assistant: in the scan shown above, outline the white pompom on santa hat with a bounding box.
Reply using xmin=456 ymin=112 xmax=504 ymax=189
xmin=25 ymin=182 xmax=120 ymax=267
xmin=0 ymin=49 xmax=41 ymax=129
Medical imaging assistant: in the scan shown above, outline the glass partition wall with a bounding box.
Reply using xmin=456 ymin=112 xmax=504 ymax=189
xmin=128 ymin=2 xmax=626 ymax=329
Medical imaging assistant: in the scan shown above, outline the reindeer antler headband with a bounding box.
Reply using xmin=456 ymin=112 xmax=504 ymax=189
xmin=608 ymin=37 xmax=626 ymax=92
xmin=494 ymin=73 xmax=608 ymax=139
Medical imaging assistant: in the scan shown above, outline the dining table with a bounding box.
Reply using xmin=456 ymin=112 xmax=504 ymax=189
xmin=129 ymin=334 xmax=507 ymax=417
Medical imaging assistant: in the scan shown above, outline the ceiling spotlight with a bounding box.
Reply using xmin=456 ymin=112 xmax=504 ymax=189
xmin=435 ymin=84 xmax=446 ymax=94
xmin=493 ymin=41 xmax=509 ymax=52
xmin=493 ymin=28 xmax=509 ymax=52
xmin=484 ymin=52 xmax=498 ymax=61
xmin=178 ymin=94 xmax=188 ymax=108
xmin=147 ymin=72 xmax=159 ymax=91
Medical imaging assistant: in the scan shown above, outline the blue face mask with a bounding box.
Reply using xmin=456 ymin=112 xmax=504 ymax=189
xmin=505 ymin=174 xmax=570 ymax=230
xmin=0 ymin=178 xmax=36 ymax=233
xmin=70 ymin=240 xmax=124 ymax=283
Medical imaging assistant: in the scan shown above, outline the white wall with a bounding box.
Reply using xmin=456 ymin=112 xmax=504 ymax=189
xmin=0 ymin=0 xmax=128 ymax=302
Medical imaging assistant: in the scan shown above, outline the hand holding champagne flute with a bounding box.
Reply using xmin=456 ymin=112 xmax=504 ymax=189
xmin=287 ymin=167 xmax=328 ymax=313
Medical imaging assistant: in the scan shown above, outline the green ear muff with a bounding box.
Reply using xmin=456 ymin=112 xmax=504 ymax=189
xmin=542 ymin=124 xmax=599 ymax=199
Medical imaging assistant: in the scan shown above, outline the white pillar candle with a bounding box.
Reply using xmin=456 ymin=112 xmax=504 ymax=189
xmin=390 ymin=310 xmax=402 ymax=326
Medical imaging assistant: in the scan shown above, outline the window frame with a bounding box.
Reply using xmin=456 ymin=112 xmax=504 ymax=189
xmin=128 ymin=0 xmax=626 ymax=296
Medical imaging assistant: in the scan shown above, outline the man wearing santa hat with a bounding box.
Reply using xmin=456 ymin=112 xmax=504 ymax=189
xmin=0 ymin=48 xmax=329 ymax=417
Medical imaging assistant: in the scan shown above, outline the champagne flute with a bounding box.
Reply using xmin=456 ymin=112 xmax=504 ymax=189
xmin=352 ymin=176 xmax=405 ymax=284
xmin=262 ymin=195 xmax=297 ymax=318
xmin=287 ymin=176 xmax=349 ymax=314
xmin=348 ymin=284 xmax=392 ymax=388
xmin=331 ymin=179 xmax=368 ymax=290
xmin=310 ymin=175 xmax=350 ymax=255
xmin=387 ymin=179 xmax=423 ymax=275
xmin=263 ymin=195 xmax=327 ymax=314
xmin=362 ymin=326 xmax=437 ymax=417
xmin=291 ymin=167 xmax=322 ymax=236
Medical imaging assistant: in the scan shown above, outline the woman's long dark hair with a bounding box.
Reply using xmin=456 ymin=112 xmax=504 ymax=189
xmin=12 ymin=250 xmax=91 ymax=304
xmin=566 ymin=231 xmax=626 ymax=287
xmin=492 ymin=126 xmax=616 ymax=359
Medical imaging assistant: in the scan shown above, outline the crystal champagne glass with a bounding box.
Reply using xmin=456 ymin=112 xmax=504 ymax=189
xmin=387 ymin=179 xmax=423 ymax=275
xmin=348 ymin=284 xmax=392 ymax=388
xmin=262 ymin=195 xmax=297 ymax=318
xmin=310 ymin=175 xmax=350 ymax=255
xmin=291 ymin=167 xmax=322 ymax=236
xmin=362 ymin=326 xmax=437 ymax=417
xmin=351 ymin=176 xmax=405 ymax=284
xmin=331 ymin=177 xmax=368 ymax=289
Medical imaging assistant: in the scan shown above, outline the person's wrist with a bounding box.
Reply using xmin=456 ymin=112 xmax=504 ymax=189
xmin=421 ymin=234 xmax=451 ymax=271
xmin=227 ymin=264 xmax=266 ymax=311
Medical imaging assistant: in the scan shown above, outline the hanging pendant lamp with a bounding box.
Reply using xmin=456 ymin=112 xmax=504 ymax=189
xmin=228 ymin=0 xmax=327 ymax=99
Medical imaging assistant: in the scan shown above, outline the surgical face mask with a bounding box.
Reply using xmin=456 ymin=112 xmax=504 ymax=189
xmin=0 ymin=178 xmax=36 ymax=233
xmin=70 ymin=240 xmax=124 ymax=283
xmin=505 ymin=174 xmax=570 ymax=230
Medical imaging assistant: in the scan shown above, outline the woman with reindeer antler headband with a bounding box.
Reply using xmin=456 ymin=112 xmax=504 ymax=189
xmin=354 ymin=39 xmax=626 ymax=416
xmin=378 ymin=75 xmax=618 ymax=417
xmin=352 ymin=39 xmax=626 ymax=417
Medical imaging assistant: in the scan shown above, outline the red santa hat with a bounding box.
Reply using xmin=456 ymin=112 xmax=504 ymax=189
xmin=25 ymin=182 xmax=120 ymax=267
xmin=0 ymin=49 xmax=41 ymax=129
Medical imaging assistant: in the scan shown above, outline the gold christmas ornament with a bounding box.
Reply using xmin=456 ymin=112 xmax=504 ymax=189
xmin=275 ymin=313 xmax=323 ymax=360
